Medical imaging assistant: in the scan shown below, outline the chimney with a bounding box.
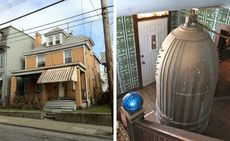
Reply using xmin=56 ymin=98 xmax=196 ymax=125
xmin=35 ymin=32 xmax=41 ymax=48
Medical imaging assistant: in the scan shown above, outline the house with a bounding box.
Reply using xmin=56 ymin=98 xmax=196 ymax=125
xmin=0 ymin=26 xmax=34 ymax=106
xmin=100 ymin=51 xmax=108 ymax=92
xmin=10 ymin=27 xmax=102 ymax=109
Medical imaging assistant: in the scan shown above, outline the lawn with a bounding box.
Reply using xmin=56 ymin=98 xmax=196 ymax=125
xmin=0 ymin=104 xmax=112 ymax=113
xmin=0 ymin=107 xmax=41 ymax=112
xmin=76 ymin=104 xmax=112 ymax=113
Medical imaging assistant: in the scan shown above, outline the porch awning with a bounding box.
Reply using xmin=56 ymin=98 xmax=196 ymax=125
xmin=37 ymin=66 xmax=77 ymax=84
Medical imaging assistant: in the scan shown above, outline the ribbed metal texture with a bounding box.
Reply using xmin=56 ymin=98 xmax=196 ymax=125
xmin=37 ymin=66 xmax=77 ymax=83
xmin=155 ymin=25 xmax=218 ymax=132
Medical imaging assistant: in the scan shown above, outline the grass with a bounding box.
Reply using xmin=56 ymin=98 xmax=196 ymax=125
xmin=75 ymin=104 xmax=112 ymax=113
xmin=0 ymin=104 xmax=112 ymax=113
xmin=0 ymin=107 xmax=41 ymax=112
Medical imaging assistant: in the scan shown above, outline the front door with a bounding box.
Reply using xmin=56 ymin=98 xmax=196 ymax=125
xmin=138 ymin=17 xmax=168 ymax=87
xmin=59 ymin=82 xmax=65 ymax=98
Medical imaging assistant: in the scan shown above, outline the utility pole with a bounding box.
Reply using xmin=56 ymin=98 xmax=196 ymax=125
xmin=101 ymin=0 xmax=113 ymax=130
xmin=101 ymin=0 xmax=113 ymax=99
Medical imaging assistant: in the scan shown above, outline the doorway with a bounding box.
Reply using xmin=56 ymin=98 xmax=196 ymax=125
xmin=59 ymin=82 xmax=65 ymax=98
xmin=138 ymin=17 xmax=168 ymax=87
xmin=214 ymin=24 xmax=230 ymax=97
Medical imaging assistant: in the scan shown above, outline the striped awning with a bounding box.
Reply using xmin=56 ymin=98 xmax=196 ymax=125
xmin=37 ymin=66 xmax=77 ymax=84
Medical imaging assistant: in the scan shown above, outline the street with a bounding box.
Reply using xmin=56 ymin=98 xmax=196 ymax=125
xmin=0 ymin=124 xmax=112 ymax=141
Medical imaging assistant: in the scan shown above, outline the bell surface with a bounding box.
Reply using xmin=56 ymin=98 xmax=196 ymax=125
xmin=155 ymin=24 xmax=219 ymax=132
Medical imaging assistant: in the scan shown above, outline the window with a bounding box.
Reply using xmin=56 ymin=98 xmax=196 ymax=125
xmin=48 ymin=36 xmax=53 ymax=46
xmin=37 ymin=55 xmax=45 ymax=67
xmin=0 ymin=53 xmax=3 ymax=67
xmin=55 ymin=34 xmax=60 ymax=44
xmin=64 ymin=50 xmax=72 ymax=63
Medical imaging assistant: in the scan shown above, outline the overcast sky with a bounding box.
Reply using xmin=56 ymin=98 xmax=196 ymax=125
xmin=0 ymin=0 xmax=113 ymax=56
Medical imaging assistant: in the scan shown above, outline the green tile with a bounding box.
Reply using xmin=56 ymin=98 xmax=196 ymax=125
xmin=217 ymin=8 xmax=229 ymax=23
xmin=206 ymin=9 xmax=216 ymax=19
xmin=197 ymin=10 xmax=205 ymax=17
xmin=117 ymin=16 xmax=139 ymax=94
xmin=205 ymin=19 xmax=214 ymax=29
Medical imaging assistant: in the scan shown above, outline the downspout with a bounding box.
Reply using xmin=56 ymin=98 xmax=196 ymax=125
xmin=1 ymin=30 xmax=8 ymax=106
xmin=2 ymin=43 xmax=8 ymax=106
xmin=83 ymin=46 xmax=89 ymax=107
xmin=0 ymin=51 xmax=5 ymax=102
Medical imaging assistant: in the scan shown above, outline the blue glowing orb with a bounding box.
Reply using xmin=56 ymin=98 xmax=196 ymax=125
xmin=122 ymin=91 xmax=143 ymax=113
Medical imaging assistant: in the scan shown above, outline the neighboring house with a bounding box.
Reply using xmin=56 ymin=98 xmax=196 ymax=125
xmin=0 ymin=26 xmax=34 ymax=105
xmin=10 ymin=27 xmax=102 ymax=109
xmin=100 ymin=51 xmax=108 ymax=92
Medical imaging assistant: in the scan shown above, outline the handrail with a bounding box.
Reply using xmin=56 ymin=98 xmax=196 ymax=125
xmin=134 ymin=119 xmax=222 ymax=141
xmin=120 ymin=107 xmax=222 ymax=141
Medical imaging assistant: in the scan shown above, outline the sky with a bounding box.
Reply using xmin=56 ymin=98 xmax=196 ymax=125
xmin=0 ymin=0 xmax=114 ymax=56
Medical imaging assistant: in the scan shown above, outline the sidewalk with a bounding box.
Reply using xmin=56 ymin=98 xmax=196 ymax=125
xmin=0 ymin=115 xmax=113 ymax=139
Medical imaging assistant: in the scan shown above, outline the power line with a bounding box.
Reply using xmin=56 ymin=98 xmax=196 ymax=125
xmin=89 ymin=21 xmax=95 ymax=37
xmin=0 ymin=0 xmax=28 ymax=13
xmin=7 ymin=19 xmax=103 ymax=44
xmin=1 ymin=6 xmax=113 ymax=38
xmin=24 ymin=6 xmax=112 ymax=32
xmin=0 ymin=0 xmax=66 ymax=26
xmin=81 ymin=0 xmax=86 ymax=35
xmin=89 ymin=0 xmax=102 ymax=20
xmin=3 ymin=10 xmax=113 ymax=42
xmin=89 ymin=16 xmax=113 ymax=43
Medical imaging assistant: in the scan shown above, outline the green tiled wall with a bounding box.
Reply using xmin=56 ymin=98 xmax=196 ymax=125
xmin=117 ymin=16 xmax=139 ymax=95
xmin=171 ymin=7 xmax=230 ymax=39
xmin=170 ymin=11 xmax=179 ymax=30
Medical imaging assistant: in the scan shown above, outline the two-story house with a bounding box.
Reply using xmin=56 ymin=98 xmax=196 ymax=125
xmin=0 ymin=26 xmax=34 ymax=106
xmin=10 ymin=27 xmax=102 ymax=109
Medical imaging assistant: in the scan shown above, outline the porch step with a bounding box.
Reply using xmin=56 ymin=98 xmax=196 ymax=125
xmin=43 ymin=112 xmax=55 ymax=120
xmin=43 ymin=100 xmax=76 ymax=112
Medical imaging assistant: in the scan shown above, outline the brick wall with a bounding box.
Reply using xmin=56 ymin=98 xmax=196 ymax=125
xmin=46 ymin=83 xmax=58 ymax=100
xmin=72 ymin=47 xmax=84 ymax=64
xmin=66 ymin=81 xmax=76 ymax=99
xmin=25 ymin=47 xmax=85 ymax=69
xmin=26 ymin=56 xmax=36 ymax=69
xmin=46 ymin=51 xmax=64 ymax=66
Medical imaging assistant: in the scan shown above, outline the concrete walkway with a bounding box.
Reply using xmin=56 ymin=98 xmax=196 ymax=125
xmin=0 ymin=115 xmax=113 ymax=140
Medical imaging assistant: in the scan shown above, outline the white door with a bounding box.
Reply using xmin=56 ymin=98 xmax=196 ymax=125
xmin=59 ymin=82 xmax=65 ymax=98
xmin=138 ymin=18 xmax=168 ymax=87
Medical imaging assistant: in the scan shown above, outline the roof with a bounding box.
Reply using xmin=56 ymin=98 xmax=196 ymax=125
xmin=46 ymin=27 xmax=63 ymax=33
xmin=63 ymin=35 xmax=92 ymax=46
xmin=93 ymin=53 xmax=102 ymax=64
xmin=44 ymin=27 xmax=68 ymax=37
xmin=23 ymin=34 xmax=94 ymax=56
xmin=0 ymin=26 xmax=34 ymax=41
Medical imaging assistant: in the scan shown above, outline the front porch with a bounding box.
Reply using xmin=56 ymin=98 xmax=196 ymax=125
xmin=10 ymin=63 xmax=89 ymax=110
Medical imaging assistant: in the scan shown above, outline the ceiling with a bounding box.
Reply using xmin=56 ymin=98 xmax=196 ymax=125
xmin=117 ymin=0 xmax=230 ymax=16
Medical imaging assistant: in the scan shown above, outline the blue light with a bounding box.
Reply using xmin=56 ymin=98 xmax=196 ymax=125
xmin=122 ymin=91 xmax=143 ymax=113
